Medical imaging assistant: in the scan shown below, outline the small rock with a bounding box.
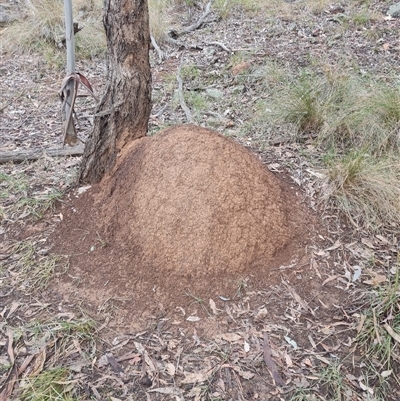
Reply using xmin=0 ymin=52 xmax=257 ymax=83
xmin=232 ymin=61 xmax=251 ymax=76
xmin=205 ymin=88 xmax=224 ymax=99
xmin=0 ymin=5 xmax=21 ymax=26
xmin=139 ymin=375 xmax=152 ymax=387
xmin=0 ymin=11 xmax=10 ymax=25
xmin=388 ymin=3 xmax=400 ymax=17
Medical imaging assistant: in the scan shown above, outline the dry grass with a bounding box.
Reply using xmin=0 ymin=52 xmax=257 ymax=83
xmin=355 ymin=256 xmax=400 ymax=396
xmin=1 ymin=0 xmax=105 ymax=64
xmin=324 ymin=152 xmax=400 ymax=231
xmin=149 ymin=0 xmax=174 ymax=43
xmin=1 ymin=0 xmax=179 ymax=61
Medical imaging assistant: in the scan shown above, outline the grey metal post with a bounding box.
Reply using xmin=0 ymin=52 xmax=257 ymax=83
xmin=61 ymin=0 xmax=78 ymax=146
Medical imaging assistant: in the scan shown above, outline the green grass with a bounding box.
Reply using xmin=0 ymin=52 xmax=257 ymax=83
xmin=4 ymin=317 xmax=96 ymax=401
xmin=348 ymin=6 xmax=379 ymax=29
xmin=28 ymin=318 xmax=96 ymax=343
xmin=185 ymin=92 xmax=209 ymax=114
xmin=316 ymin=362 xmax=349 ymax=400
xmin=17 ymin=189 xmax=63 ymax=218
xmin=287 ymin=362 xmax=351 ymax=400
xmin=0 ymin=171 xmax=63 ymax=220
xmin=267 ymin=71 xmax=354 ymax=141
xmin=20 ymin=368 xmax=78 ymax=401
xmin=260 ymin=69 xmax=400 ymax=231
xmin=180 ymin=64 xmax=201 ymax=81
xmin=0 ymin=171 xmax=28 ymax=196
xmin=288 ymin=387 xmax=319 ymax=401
xmin=13 ymin=241 xmax=69 ymax=290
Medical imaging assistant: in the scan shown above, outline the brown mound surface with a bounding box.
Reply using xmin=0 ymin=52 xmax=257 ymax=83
xmin=50 ymin=125 xmax=311 ymax=320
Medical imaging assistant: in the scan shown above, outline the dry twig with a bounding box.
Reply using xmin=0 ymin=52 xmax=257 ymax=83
xmin=176 ymin=60 xmax=193 ymax=123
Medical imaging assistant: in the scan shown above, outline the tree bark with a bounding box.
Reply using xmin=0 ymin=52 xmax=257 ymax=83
xmin=79 ymin=0 xmax=152 ymax=183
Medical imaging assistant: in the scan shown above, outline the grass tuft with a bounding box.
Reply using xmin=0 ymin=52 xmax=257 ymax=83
xmin=13 ymin=241 xmax=69 ymax=290
xmin=356 ymin=258 xmax=400 ymax=371
xmin=20 ymin=367 xmax=78 ymax=401
xmin=263 ymin=69 xmax=400 ymax=231
xmin=324 ymin=152 xmax=400 ymax=230
xmin=213 ymin=0 xmax=265 ymax=19
xmin=0 ymin=171 xmax=63 ymax=221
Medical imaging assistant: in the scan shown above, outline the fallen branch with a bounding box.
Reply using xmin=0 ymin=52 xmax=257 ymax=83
xmin=150 ymin=35 xmax=165 ymax=63
xmin=173 ymin=2 xmax=213 ymax=37
xmin=209 ymin=41 xmax=232 ymax=53
xmin=0 ymin=144 xmax=85 ymax=164
xmin=263 ymin=332 xmax=285 ymax=387
xmin=383 ymin=323 xmax=400 ymax=344
xmin=176 ymin=60 xmax=193 ymax=124
xmin=0 ymin=330 xmax=17 ymax=401
xmin=182 ymin=1 xmax=212 ymax=34
xmin=0 ymin=92 xmax=25 ymax=113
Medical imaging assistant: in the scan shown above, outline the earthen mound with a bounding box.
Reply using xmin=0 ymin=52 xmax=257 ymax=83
xmin=104 ymin=124 xmax=289 ymax=276
xmin=51 ymin=125 xmax=306 ymax=307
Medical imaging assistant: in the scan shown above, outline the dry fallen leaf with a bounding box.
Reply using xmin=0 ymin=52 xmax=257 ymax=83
xmin=147 ymin=387 xmax=182 ymax=395
xmin=303 ymin=357 xmax=312 ymax=367
xmin=358 ymin=379 xmax=374 ymax=394
xmin=231 ymin=366 xmax=255 ymax=380
xmin=216 ymin=333 xmax=241 ymax=342
xmin=263 ymin=333 xmax=285 ymax=387
xmin=209 ymin=298 xmax=221 ymax=315
xmin=186 ymin=387 xmax=202 ymax=400
xmin=322 ymin=275 xmax=340 ymax=286
xmin=29 ymin=348 xmax=46 ymax=377
xmin=285 ymin=353 xmax=293 ymax=368
xmin=363 ymin=273 xmax=387 ymax=286
xmin=361 ymin=238 xmax=375 ymax=249
xmin=166 ymin=362 xmax=176 ymax=376
xmin=6 ymin=301 xmax=20 ymax=319
xmin=325 ymin=240 xmax=341 ymax=251
xmin=313 ymin=249 xmax=327 ymax=257
xmin=320 ymin=326 xmax=335 ymax=335
xmin=356 ymin=314 xmax=366 ymax=333
xmin=97 ymin=354 xmax=109 ymax=368
xmin=181 ymin=370 xmax=212 ymax=384
xmin=255 ymin=307 xmax=268 ymax=321
xmin=383 ymin=323 xmax=400 ymax=344
xmin=375 ymin=234 xmax=390 ymax=244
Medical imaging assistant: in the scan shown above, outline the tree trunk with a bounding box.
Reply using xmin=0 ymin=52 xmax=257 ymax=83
xmin=79 ymin=0 xmax=152 ymax=184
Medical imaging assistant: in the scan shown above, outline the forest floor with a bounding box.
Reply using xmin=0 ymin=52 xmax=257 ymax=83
xmin=1 ymin=1 xmax=399 ymax=400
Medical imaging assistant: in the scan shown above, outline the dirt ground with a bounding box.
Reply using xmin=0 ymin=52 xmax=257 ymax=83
xmin=1 ymin=2 xmax=399 ymax=400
